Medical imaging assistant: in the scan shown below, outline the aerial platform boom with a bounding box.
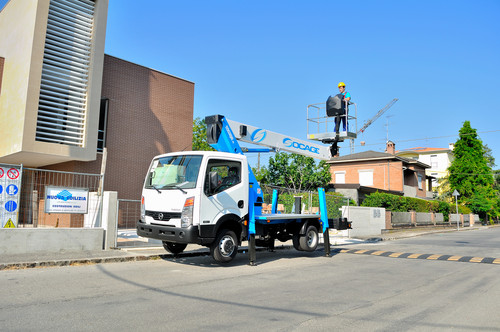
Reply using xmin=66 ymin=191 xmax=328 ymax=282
xmin=206 ymin=115 xmax=331 ymax=160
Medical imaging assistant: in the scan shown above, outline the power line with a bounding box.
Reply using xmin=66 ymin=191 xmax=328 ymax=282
xmin=446 ymin=172 xmax=497 ymax=176
xmin=357 ymin=129 xmax=500 ymax=148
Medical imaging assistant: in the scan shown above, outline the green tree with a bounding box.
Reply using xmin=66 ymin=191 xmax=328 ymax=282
xmin=252 ymin=166 xmax=268 ymax=182
xmin=262 ymin=152 xmax=331 ymax=192
xmin=192 ymin=117 xmax=215 ymax=151
xmin=483 ymin=144 xmax=496 ymax=169
xmin=448 ymin=121 xmax=497 ymax=220
xmin=494 ymin=170 xmax=500 ymax=192
xmin=436 ymin=175 xmax=452 ymax=203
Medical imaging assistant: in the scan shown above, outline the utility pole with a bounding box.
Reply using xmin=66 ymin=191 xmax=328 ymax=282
xmin=452 ymin=189 xmax=460 ymax=230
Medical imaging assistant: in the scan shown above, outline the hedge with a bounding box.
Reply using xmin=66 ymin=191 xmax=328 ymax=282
xmin=361 ymin=192 xmax=471 ymax=221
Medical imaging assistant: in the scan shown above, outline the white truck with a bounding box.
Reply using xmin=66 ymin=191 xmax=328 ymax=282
xmin=136 ymin=115 xmax=350 ymax=264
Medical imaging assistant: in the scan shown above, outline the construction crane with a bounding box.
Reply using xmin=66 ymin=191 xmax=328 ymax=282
xmin=357 ymin=98 xmax=398 ymax=135
xmin=348 ymin=98 xmax=398 ymax=153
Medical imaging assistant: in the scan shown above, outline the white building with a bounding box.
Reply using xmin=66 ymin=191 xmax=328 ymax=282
xmin=396 ymin=144 xmax=454 ymax=193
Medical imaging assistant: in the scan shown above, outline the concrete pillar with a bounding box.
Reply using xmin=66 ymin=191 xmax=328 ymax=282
xmin=385 ymin=210 xmax=392 ymax=229
xmin=431 ymin=212 xmax=436 ymax=226
xmin=101 ymin=191 xmax=118 ymax=250
xmin=410 ymin=211 xmax=416 ymax=226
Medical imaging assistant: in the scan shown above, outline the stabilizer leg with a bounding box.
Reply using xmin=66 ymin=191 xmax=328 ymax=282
xmin=249 ymin=234 xmax=257 ymax=266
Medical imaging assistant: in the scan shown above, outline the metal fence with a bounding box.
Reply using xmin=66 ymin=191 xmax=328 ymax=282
xmin=18 ymin=168 xmax=103 ymax=228
xmin=117 ymin=199 xmax=141 ymax=229
xmin=116 ymin=199 xmax=156 ymax=248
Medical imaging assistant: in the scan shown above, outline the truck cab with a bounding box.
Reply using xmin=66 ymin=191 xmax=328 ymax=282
xmin=137 ymin=151 xmax=250 ymax=261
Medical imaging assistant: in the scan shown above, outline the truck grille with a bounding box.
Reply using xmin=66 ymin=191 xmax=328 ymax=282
xmin=145 ymin=211 xmax=182 ymax=221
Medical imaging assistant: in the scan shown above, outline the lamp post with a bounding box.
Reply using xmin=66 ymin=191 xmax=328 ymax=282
xmin=452 ymin=189 xmax=460 ymax=231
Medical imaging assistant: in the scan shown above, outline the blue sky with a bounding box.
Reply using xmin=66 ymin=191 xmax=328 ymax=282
xmin=2 ymin=0 xmax=499 ymax=168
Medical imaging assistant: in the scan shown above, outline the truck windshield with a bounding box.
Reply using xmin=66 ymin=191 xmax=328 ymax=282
xmin=145 ymin=155 xmax=203 ymax=190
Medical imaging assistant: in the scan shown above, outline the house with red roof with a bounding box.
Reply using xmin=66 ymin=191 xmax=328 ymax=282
xmin=328 ymin=141 xmax=434 ymax=204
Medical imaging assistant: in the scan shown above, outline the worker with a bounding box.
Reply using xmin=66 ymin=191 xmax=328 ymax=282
xmin=326 ymin=82 xmax=352 ymax=157
xmin=337 ymin=82 xmax=351 ymax=132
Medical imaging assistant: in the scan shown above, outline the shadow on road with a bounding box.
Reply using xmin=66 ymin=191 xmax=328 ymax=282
xmin=160 ymin=246 xmax=343 ymax=268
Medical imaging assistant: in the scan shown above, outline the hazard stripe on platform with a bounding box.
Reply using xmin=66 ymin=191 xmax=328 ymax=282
xmin=335 ymin=249 xmax=500 ymax=265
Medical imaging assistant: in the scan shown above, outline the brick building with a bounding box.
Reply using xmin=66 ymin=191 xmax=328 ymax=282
xmin=48 ymin=55 xmax=194 ymax=200
xmin=328 ymin=141 xmax=432 ymax=204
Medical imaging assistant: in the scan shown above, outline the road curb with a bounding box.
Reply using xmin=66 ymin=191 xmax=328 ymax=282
xmin=6 ymin=227 xmax=492 ymax=270
xmin=0 ymin=244 xmax=296 ymax=271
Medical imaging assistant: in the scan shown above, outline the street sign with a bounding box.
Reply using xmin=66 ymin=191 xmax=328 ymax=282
xmin=5 ymin=200 xmax=17 ymax=213
xmin=6 ymin=184 xmax=18 ymax=195
xmin=0 ymin=164 xmax=22 ymax=227
xmin=4 ymin=219 xmax=15 ymax=228
xmin=7 ymin=168 xmax=19 ymax=180
xmin=452 ymin=189 xmax=460 ymax=230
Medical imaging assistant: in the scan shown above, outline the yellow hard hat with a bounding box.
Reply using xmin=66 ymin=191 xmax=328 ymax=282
xmin=338 ymin=82 xmax=346 ymax=88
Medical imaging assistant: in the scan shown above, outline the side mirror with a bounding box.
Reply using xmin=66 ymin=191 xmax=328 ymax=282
xmin=208 ymin=171 xmax=221 ymax=194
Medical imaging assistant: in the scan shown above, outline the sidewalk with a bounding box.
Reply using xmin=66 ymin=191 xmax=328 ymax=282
xmin=0 ymin=226 xmax=492 ymax=270
xmin=369 ymin=224 xmax=490 ymax=241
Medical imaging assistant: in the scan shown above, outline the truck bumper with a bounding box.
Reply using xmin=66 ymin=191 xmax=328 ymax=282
xmin=136 ymin=220 xmax=213 ymax=245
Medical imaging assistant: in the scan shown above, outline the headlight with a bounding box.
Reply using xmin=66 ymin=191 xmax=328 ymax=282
xmin=141 ymin=196 xmax=145 ymax=221
xmin=181 ymin=197 xmax=195 ymax=228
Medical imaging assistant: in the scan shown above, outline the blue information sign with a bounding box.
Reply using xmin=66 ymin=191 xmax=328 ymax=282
xmin=5 ymin=200 xmax=17 ymax=213
xmin=0 ymin=184 xmax=2 ymax=194
xmin=5 ymin=201 xmax=17 ymax=212
xmin=6 ymin=184 xmax=18 ymax=196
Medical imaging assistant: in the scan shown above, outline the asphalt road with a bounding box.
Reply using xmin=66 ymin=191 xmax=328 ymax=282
xmin=1 ymin=228 xmax=499 ymax=331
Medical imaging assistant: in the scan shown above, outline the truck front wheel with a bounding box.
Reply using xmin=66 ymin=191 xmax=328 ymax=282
xmin=299 ymin=225 xmax=319 ymax=252
xmin=211 ymin=229 xmax=238 ymax=263
xmin=163 ymin=241 xmax=187 ymax=255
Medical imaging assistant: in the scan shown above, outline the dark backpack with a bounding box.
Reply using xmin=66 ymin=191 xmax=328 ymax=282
xmin=326 ymin=94 xmax=344 ymax=117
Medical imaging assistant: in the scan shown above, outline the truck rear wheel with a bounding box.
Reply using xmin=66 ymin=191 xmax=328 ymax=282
xmin=299 ymin=225 xmax=319 ymax=252
xmin=211 ymin=229 xmax=238 ymax=263
xmin=162 ymin=241 xmax=187 ymax=255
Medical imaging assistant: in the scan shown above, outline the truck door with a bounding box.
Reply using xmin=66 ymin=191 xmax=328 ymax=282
xmin=200 ymin=158 xmax=248 ymax=226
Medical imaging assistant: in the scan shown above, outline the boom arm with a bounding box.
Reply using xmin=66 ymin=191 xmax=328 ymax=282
xmin=227 ymin=118 xmax=331 ymax=160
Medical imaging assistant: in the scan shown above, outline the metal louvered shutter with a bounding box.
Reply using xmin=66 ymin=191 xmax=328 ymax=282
xmin=36 ymin=0 xmax=95 ymax=147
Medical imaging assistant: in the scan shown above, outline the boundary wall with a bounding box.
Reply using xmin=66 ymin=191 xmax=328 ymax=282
xmin=0 ymin=192 xmax=117 ymax=255
xmin=341 ymin=206 xmax=386 ymax=237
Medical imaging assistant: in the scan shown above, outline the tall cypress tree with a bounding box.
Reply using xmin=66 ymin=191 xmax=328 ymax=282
xmin=448 ymin=121 xmax=496 ymax=219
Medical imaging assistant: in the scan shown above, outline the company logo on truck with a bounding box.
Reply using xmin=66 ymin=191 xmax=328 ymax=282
xmin=283 ymin=138 xmax=319 ymax=154
xmin=250 ymin=129 xmax=267 ymax=143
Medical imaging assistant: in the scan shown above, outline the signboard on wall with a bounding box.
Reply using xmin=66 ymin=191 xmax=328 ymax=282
xmin=0 ymin=164 xmax=22 ymax=228
xmin=45 ymin=187 xmax=89 ymax=214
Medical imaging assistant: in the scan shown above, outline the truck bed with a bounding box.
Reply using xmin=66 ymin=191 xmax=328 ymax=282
xmin=254 ymin=213 xmax=321 ymax=221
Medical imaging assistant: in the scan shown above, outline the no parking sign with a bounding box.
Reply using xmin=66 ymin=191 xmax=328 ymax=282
xmin=0 ymin=164 xmax=22 ymax=228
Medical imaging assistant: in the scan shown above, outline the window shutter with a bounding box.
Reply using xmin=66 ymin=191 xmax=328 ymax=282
xmin=36 ymin=0 xmax=95 ymax=147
